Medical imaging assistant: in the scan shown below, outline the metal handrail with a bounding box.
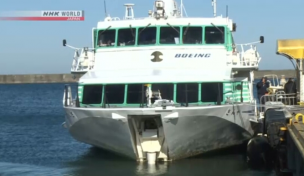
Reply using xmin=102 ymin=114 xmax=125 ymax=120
xmin=259 ymin=92 xmax=297 ymax=112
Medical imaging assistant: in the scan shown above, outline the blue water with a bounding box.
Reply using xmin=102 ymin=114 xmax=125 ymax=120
xmin=0 ymin=82 xmax=275 ymax=176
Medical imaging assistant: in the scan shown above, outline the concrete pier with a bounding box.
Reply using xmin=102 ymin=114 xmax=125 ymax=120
xmin=287 ymin=114 xmax=304 ymax=176
xmin=0 ymin=69 xmax=297 ymax=84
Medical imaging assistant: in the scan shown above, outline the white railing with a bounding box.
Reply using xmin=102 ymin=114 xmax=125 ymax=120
xmin=63 ymin=84 xmax=73 ymax=107
xmin=229 ymin=43 xmax=261 ymax=68
xmin=104 ymin=16 xmax=121 ymax=21
xmin=263 ymin=74 xmax=280 ymax=87
xmin=71 ymin=48 xmax=95 ymax=73
xmin=99 ymin=16 xmax=231 ymax=23
xmin=63 ymin=84 xmax=80 ymax=107
xmin=62 ymin=40 xmax=95 ymax=73
xmin=258 ymin=92 xmax=297 ymax=113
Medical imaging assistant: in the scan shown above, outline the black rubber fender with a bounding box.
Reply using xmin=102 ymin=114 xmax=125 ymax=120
xmin=246 ymin=136 xmax=275 ymax=167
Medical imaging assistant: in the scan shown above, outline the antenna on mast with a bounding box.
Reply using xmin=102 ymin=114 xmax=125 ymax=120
xmin=211 ymin=0 xmax=216 ymax=17
xmin=180 ymin=0 xmax=187 ymax=17
xmin=104 ymin=0 xmax=108 ymax=17
xmin=226 ymin=5 xmax=228 ymax=17
xmin=180 ymin=0 xmax=183 ymax=17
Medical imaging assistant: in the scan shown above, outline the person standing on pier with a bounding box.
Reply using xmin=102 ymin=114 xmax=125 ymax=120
xmin=284 ymin=78 xmax=297 ymax=105
xmin=256 ymin=77 xmax=270 ymax=112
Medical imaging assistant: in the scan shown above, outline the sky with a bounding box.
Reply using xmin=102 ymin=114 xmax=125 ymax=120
xmin=0 ymin=0 xmax=303 ymax=74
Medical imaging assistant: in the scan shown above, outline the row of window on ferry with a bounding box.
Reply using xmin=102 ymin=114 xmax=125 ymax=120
xmin=96 ymin=26 xmax=226 ymax=47
xmin=80 ymin=83 xmax=229 ymax=105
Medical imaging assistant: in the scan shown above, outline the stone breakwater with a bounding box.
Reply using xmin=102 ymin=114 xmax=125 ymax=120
xmin=0 ymin=74 xmax=82 ymax=84
xmin=254 ymin=69 xmax=296 ymax=79
xmin=0 ymin=70 xmax=297 ymax=84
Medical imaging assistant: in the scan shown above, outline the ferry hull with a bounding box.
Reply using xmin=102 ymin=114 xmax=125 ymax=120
xmin=64 ymin=104 xmax=255 ymax=160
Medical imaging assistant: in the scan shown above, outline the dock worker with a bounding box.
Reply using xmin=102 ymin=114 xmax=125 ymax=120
xmin=256 ymin=77 xmax=270 ymax=112
xmin=284 ymin=78 xmax=297 ymax=105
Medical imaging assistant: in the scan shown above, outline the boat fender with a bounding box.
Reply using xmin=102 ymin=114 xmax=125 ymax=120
xmin=265 ymin=121 xmax=292 ymax=174
xmin=266 ymin=122 xmax=286 ymax=148
xmin=246 ymin=136 xmax=275 ymax=168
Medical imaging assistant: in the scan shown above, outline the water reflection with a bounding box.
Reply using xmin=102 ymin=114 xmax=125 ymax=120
xmin=65 ymin=147 xmax=136 ymax=176
xmin=65 ymin=145 xmax=275 ymax=176
xmin=0 ymin=162 xmax=68 ymax=176
xmin=136 ymin=163 xmax=169 ymax=176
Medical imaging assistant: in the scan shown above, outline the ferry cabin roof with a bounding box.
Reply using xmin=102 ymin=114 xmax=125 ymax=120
xmin=97 ymin=17 xmax=234 ymax=31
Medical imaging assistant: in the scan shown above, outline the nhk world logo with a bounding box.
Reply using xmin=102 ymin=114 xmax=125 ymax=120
xmin=0 ymin=10 xmax=84 ymax=21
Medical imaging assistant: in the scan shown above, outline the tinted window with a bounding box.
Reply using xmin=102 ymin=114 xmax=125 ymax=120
xmin=117 ymin=28 xmax=135 ymax=46
xmin=160 ymin=26 xmax=180 ymax=44
xmin=104 ymin=84 xmax=125 ymax=104
xmin=176 ymin=83 xmax=198 ymax=103
xmin=97 ymin=29 xmax=116 ymax=47
xmin=82 ymin=85 xmax=103 ymax=104
xmin=201 ymin=83 xmax=223 ymax=102
xmin=151 ymin=84 xmax=174 ymax=101
xmin=138 ymin=27 xmax=156 ymax=45
xmin=205 ymin=26 xmax=225 ymax=44
xmin=182 ymin=27 xmax=202 ymax=44
xmin=127 ymin=84 xmax=143 ymax=104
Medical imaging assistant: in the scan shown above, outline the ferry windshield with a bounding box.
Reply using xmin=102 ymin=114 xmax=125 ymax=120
xmin=117 ymin=28 xmax=135 ymax=46
xmin=182 ymin=26 xmax=202 ymax=44
xmin=160 ymin=26 xmax=180 ymax=44
xmin=97 ymin=29 xmax=116 ymax=47
xmin=205 ymin=26 xmax=225 ymax=44
xmin=80 ymin=81 xmax=248 ymax=106
xmin=127 ymin=84 xmax=145 ymax=104
xmin=201 ymin=83 xmax=223 ymax=102
xmin=82 ymin=85 xmax=103 ymax=104
xmin=137 ymin=26 xmax=157 ymax=45
xmin=104 ymin=84 xmax=125 ymax=104
xmin=176 ymin=83 xmax=198 ymax=103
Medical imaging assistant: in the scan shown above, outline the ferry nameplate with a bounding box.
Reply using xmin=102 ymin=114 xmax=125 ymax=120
xmin=151 ymin=51 xmax=163 ymax=62
xmin=175 ymin=53 xmax=211 ymax=58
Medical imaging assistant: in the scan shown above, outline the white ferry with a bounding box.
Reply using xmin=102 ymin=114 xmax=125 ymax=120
xmin=62 ymin=0 xmax=264 ymax=163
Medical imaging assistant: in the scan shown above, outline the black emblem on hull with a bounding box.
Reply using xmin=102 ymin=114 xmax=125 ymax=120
xmin=151 ymin=51 xmax=163 ymax=62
